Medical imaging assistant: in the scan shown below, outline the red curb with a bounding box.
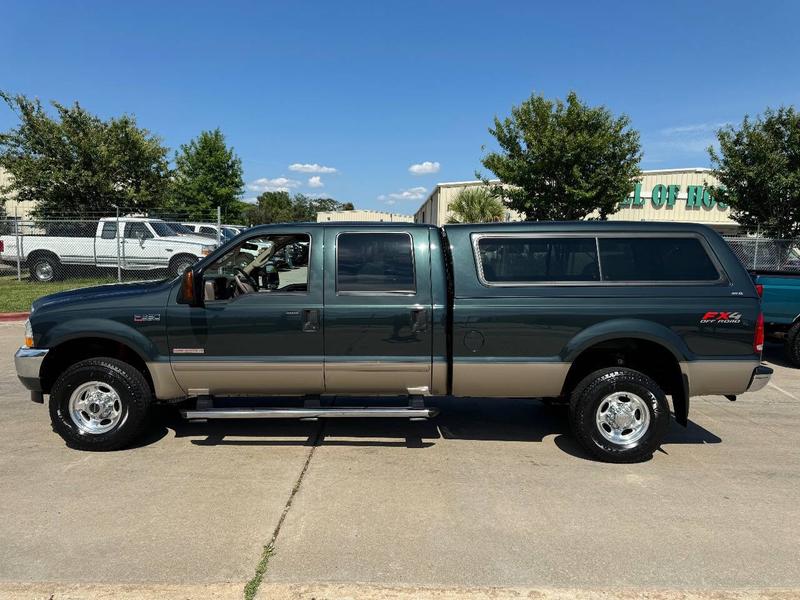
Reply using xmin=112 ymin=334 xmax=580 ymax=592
xmin=0 ymin=312 xmax=30 ymax=322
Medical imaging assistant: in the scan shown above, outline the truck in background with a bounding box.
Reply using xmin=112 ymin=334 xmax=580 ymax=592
xmin=0 ymin=217 xmax=216 ymax=282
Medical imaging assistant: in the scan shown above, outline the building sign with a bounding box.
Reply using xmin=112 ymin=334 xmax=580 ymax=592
xmin=620 ymin=183 xmax=728 ymax=212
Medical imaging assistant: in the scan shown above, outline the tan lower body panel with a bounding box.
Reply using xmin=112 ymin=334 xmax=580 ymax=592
xmin=325 ymin=361 xmax=431 ymax=394
xmin=146 ymin=362 xmax=185 ymax=400
xmin=170 ymin=361 xmax=324 ymax=395
xmin=681 ymin=360 xmax=758 ymax=396
xmin=452 ymin=361 xmax=569 ymax=397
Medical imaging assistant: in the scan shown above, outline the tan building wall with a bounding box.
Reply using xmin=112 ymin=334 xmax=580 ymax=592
xmin=0 ymin=167 xmax=37 ymax=220
xmin=414 ymin=168 xmax=737 ymax=232
xmin=317 ymin=209 xmax=414 ymax=223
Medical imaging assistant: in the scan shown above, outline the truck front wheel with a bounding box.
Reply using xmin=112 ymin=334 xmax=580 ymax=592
xmin=49 ymin=357 xmax=152 ymax=451
xmin=169 ymin=254 xmax=197 ymax=276
xmin=784 ymin=321 xmax=800 ymax=367
xmin=568 ymin=367 xmax=670 ymax=463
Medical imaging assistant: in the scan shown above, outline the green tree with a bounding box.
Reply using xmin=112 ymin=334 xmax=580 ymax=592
xmin=0 ymin=92 xmax=170 ymax=218
xmin=709 ymin=106 xmax=800 ymax=238
xmin=480 ymin=91 xmax=641 ymax=221
xmin=244 ymin=192 xmax=354 ymax=224
xmin=168 ymin=128 xmax=244 ymax=221
xmin=447 ymin=187 xmax=505 ymax=223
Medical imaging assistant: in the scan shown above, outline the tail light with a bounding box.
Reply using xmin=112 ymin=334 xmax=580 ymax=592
xmin=0 ymin=240 xmax=4 ymax=252
xmin=754 ymin=312 xmax=764 ymax=355
xmin=755 ymin=283 xmax=763 ymax=298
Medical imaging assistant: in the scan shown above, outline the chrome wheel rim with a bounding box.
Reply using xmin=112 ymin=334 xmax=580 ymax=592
xmin=595 ymin=391 xmax=650 ymax=445
xmin=34 ymin=261 xmax=53 ymax=281
xmin=68 ymin=381 xmax=124 ymax=435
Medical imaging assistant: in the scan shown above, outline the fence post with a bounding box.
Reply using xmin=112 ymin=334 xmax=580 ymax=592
xmin=216 ymin=206 xmax=221 ymax=247
xmin=14 ymin=202 xmax=21 ymax=281
xmin=753 ymin=225 xmax=760 ymax=270
xmin=115 ymin=205 xmax=122 ymax=282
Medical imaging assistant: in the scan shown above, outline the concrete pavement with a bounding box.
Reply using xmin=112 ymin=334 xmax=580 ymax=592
xmin=0 ymin=321 xmax=798 ymax=598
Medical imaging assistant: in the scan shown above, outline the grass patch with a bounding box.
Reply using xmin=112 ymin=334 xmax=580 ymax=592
xmin=244 ymin=543 xmax=274 ymax=600
xmin=0 ymin=275 xmax=118 ymax=312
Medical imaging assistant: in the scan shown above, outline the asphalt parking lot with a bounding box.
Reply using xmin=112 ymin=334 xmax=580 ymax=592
xmin=0 ymin=321 xmax=798 ymax=599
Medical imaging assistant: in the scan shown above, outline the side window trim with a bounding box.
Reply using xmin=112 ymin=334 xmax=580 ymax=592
xmin=472 ymin=232 xmax=727 ymax=287
xmin=335 ymin=231 xmax=417 ymax=296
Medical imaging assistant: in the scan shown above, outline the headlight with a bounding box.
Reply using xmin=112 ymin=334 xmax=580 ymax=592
xmin=24 ymin=319 xmax=33 ymax=348
xmin=201 ymin=245 xmax=214 ymax=256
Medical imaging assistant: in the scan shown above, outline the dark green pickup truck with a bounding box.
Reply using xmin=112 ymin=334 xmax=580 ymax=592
xmin=15 ymin=221 xmax=772 ymax=462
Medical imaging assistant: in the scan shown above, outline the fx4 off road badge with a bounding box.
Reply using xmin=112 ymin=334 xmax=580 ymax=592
xmin=700 ymin=311 xmax=742 ymax=324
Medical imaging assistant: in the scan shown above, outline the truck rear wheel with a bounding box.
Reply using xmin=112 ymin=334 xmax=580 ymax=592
xmin=29 ymin=254 xmax=61 ymax=282
xmin=49 ymin=357 xmax=152 ymax=451
xmin=784 ymin=321 xmax=800 ymax=367
xmin=569 ymin=367 xmax=670 ymax=463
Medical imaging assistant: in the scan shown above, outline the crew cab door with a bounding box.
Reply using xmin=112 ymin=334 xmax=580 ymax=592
xmin=322 ymin=227 xmax=433 ymax=394
xmin=165 ymin=227 xmax=324 ymax=395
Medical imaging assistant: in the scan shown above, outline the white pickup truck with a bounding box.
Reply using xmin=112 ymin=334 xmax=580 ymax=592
xmin=0 ymin=217 xmax=216 ymax=282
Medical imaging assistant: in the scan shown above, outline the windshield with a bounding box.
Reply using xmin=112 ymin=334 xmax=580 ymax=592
xmin=166 ymin=222 xmax=193 ymax=235
xmin=222 ymin=227 xmax=239 ymax=241
xmin=149 ymin=221 xmax=178 ymax=237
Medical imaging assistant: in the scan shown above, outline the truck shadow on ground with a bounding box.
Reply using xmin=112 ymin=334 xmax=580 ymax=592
xmin=149 ymin=395 xmax=721 ymax=460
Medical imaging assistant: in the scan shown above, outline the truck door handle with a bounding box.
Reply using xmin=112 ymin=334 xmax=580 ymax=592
xmin=302 ymin=309 xmax=320 ymax=332
xmin=411 ymin=307 xmax=428 ymax=333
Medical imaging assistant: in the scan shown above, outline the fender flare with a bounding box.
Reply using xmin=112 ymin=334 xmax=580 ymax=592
xmin=39 ymin=318 xmax=161 ymax=362
xmin=561 ymin=319 xmax=691 ymax=426
xmin=561 ymin=318 xmax=691 ymax=363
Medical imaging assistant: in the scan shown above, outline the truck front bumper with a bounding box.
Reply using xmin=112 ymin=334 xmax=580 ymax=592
xmin=14 ymin=347 xmax=48 ymax=395
xmin=747 ymin=365 xmax=773 ymax=393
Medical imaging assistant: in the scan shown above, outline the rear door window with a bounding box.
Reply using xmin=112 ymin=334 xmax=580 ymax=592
xmin=337 ymin=232 xmax=416 ymax=293
xmin=476 ymin=237 xmax=599 ymax=283
xmin=598 ymin=237 xmax=720 ymax=282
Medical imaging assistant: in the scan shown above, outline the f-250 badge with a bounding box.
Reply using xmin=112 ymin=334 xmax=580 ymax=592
xmin=133 ymin=313 xmax=161 ymax=323
xmin=700 ymin=311 xmax=742 ymax=324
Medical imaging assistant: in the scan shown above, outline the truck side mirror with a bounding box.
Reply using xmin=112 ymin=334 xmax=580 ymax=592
xmin=177 ymin=268 xmax=204 ymax=307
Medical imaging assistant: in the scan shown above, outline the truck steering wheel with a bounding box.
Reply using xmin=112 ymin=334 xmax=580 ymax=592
xmin=233 ymin=267 xmax=259 ymax=294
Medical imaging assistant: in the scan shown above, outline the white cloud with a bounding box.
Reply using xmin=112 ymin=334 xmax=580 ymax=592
xmin=408 ymin=161 xmax=440 ymax=175
xmin=308 ymin=176 xmax=323 ymax=188
xmin=289 ymin=163 xmax=338 ymax=174
xmin=242 ymin=197 xmax=259 ymax=204
xmin=659 ymin=122 xmax=730 ymax=136
xmin=247 ymin=177 xmax=301 ymax=192
xmin=378 ymin=186 xmax=427 ymax=202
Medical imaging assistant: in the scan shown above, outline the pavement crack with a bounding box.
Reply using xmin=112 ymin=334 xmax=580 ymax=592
xmin=244 ymin=421 xmax=324 ymax=600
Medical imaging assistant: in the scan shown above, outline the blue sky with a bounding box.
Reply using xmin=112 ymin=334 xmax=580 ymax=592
xmin=2 ymin=1 xmax=799 ymax=213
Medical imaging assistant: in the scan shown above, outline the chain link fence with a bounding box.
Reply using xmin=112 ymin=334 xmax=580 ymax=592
xmin=723 ymin=236 xmax=800 ymax=273
xmin=0 ymin=208 xmax=246 ymax=286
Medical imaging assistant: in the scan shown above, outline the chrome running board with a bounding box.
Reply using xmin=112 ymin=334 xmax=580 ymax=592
xmin=181 ymin=407 xmax=438 ymax=420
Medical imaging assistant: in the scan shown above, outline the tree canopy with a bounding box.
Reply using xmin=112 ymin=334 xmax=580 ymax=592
xmin=244 ymin=192 xmax=355 ymax=224
xmin=709 ymin=106 xmax=800 ymax=238
xmin=447 ymin=187 xmax=505 ymax=223
xmin=481 ymin=91 xmax=641 ymax=221
xmin=0 ymin=91 xmax=171 ymax=218
xmin=168 ymin=128 xmax=245 ymax=222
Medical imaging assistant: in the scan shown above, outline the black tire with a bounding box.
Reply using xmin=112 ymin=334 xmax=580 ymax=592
xmin=169 ymin=254 xmax=197 ymax=276
xmin=568 ymin=367 xmax=670 ymax=463
xmin=29 ymin=253 xmax=61 ymax=282
xmin=49 ymin=357 xmax=152 ymax=451
xmin=784 ymin=321 xmax=800 ymax=367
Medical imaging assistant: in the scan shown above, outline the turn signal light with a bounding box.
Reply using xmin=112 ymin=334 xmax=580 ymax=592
xmin=24 ymin=319 xmax=33 ymax=348
xmin=754 ymin=312 xmax=764 ymax=355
